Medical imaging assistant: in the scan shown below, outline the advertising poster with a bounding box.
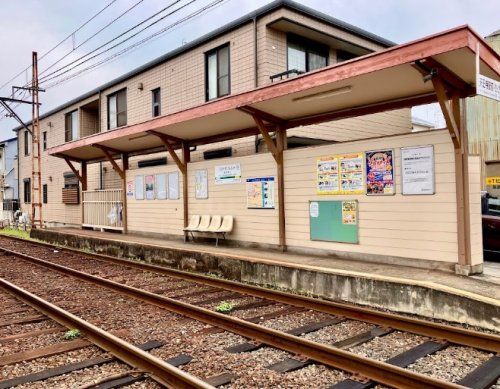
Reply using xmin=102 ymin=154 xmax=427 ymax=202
xmin=366 ymin=149 xmax=395 ymax=195
xmin=317 ymin=156 xmax=339 ymax=194
xmin=135 ymin=175 xmax=144 ymax=200
xmin=401 ymin=145 xmax=435 ymax=195
xmin=246 ymin=177 xmax=275 ymax=209
xmin=145 ymin=175 xmax=155 ymax=200
xmin=195 ymin=169 xmax=208 ymax=199
xmin=215 ymin=163 xmax=241 ymax=184
xmin=168 ymin=171 xmax=180 ymax=199
xmin=126 ymin=181 xmax=134 ymax=199
xmin=156 ymin=173 xmax=167 ymax=200
xmin=339 ymin=153 xmax=364 ymax=194
xmin=342 ymin=200 xmax=358 ymax=225
xmin=317 ymin=153 xmax=364 ymax=195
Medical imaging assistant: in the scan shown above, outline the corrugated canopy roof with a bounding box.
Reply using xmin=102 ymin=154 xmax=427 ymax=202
xmin=49 ymin=25 xmax=500 ymax=162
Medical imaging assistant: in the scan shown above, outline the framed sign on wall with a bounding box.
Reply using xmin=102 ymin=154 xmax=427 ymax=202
xmin=135 ymin=175 xmax=144 ymax=200
xmin=401 ymin=145 xmax=435 ymax=195
xmin=195 ymin=169 xmax=208 ymax=199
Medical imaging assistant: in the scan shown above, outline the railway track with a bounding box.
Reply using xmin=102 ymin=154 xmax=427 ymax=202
xmin=0 ymin=278 xmax=209 ymax=388
xmin=0 ymin=234 xmax=499 ymax=388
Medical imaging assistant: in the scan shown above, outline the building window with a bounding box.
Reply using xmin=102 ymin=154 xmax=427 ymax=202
xmin=152 ymin=88 xmax=161 ymax=117
xmin=336 ymin=49 xmax=358 ymax=63
xmin=107 ymin=89 xmax=127 ymax=129
xmin=24 ymin=130 xmax=30 ymax=156
xmin=287 ymin=34 xmax=328 ymax=73
xmin=23 ymin=178 xmax=31 ymax=203
xmin=206 ymin=44 xmax=230 ymax=101
xmin=42 ymin=131 xmax=47 ymax=151
xmin=43 ymin=184 xmax=48 ymax=204
xmin=65 ymin=110 xmax=79 ymax=142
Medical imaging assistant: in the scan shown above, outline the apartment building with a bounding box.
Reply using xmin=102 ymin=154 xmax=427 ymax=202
xmin=15 ymin=0 xmax=412 ymax=227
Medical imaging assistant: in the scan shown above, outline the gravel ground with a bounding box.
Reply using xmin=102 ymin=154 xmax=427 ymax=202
xmin=16 ymin=361 xmax=131 ymax=388
xmin=0 ymin=331 xmax=68 ymax=355
xmin=407 ymin=345 xmax=494 ymax=382
xmin=302 ymin=319 xmax=372 ymax=344
xmin=349 ymin=331 xmax=429 ymax=361
xmin=259 ymin=309 xmax=334 ymax=332
xmin=0 ymin=318 xmax=60 ymax=337
xmin=1 ymin=346 xmax=105 ymax=380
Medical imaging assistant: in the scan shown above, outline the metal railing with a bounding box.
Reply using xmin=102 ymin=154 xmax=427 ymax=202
xmin=270 ymin=69 xmax=305 ymax=82
xmin=82 ymin=189 xmax=123 ymax=230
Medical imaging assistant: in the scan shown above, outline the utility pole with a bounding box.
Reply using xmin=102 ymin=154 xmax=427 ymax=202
xmin=0 ymin=51 xmax=45 ymax=229
xmin=31 ymin=52 xmax=43 ymax=229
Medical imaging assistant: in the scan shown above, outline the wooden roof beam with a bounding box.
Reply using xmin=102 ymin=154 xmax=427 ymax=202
xmin=414 ymin=58 xmax=471 ymax=95
xmin=146 ymin=130 xmax=184 ymax=144
xmin=237 ymin=106 xmax=286 ymax=125
xmin=252 ymin=114 xmax=281 ymax=163
xmin=63 ymin=157 xmax=84 ymax=185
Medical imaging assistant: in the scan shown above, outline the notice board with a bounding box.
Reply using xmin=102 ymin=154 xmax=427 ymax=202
xmin=309 ymin=200 xmax=358 ymax=244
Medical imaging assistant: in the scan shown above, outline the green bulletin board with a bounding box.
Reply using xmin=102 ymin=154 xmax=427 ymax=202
xmin=309 ymin=200 xmax=359 ymax=244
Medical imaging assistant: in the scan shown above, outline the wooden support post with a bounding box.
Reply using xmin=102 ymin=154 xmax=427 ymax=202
xmin=276 ymin=127 xmax=287 ymax=251
xmin=63 ymin=157 xmax=84 ymax=185
xmin=81 ymin=161 xmax=87 ymax=229
xmin=182 ymin=142 xmax=190 ymax=233
xmin=121 ymin=153 xmax=129 ymax=234
xmin=95 ymin=146 xmax=125 ymax=180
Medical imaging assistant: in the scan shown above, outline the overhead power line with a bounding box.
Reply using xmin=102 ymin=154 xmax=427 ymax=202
xmin=42 ymin=0 xmax=227 ymax=89
xmin=39 ymin=0 xmax=187 ymax=83
xmin=0 ymin=0 xmax=119 ymax=93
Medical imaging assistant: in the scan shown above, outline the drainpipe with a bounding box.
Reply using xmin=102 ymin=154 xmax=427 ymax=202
xmin=16 ymin=133 xmax=20 ymax=210
xmin=98 ymin=89 xmax=103 ymax=190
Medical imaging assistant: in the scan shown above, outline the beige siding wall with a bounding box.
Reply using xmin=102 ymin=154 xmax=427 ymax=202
xmin=283 ymin=130 xmax=460 ymax=263
xmin=124 ymin=130 xmax=482 ymax=264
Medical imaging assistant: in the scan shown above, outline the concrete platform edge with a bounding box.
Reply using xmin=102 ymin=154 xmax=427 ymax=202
xmin=31 ymin=229 xmax=500 ymax=331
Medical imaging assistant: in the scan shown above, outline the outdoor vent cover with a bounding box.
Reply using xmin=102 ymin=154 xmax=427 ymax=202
xmin=203 ymin=147 xmax=232 ymax=160
xmin=138 ymin=157 xmax=167 ymax=168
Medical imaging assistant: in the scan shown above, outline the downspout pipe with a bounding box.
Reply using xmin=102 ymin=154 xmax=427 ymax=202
xmin=253 ymin=15 xmax=260 ymax=154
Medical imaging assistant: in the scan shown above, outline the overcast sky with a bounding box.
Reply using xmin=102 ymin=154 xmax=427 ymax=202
xmin=0 ymin=0 xmax=498 ymax=139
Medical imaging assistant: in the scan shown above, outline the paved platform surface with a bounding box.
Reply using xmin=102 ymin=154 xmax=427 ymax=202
xmin=47 ymin=228 xmax=500 ymax=304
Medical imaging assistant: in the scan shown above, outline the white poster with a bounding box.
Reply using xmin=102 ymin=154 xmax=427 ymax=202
xmin=168 ymin=171 xmax=180 ymax=200
xmin=195 ymin=169 xmax=208 ymax=199
xmin=156 ymin=173 xmax=167 ymax=200
xmin=309 ymin=202 xmax=319 ymax=218
xmin=215 ymin=163 xmax=241 ymax=184
xmin=135 ymin=175 xmax=144 ymax=200
xmin=401 ymin=145 xmax=435 ymax=195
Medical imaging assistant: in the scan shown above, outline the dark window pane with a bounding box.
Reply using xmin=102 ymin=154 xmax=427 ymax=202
xmin=218 ymin=46 xmax=229 ymax=77
xmin=152 ymin=88 xmax=161 ymax=117
xmin=43 ymin=184 xmax=48 ymax=204
xmin=308 ymin=50 xmax=327 ymax=71
xmin=218 ymin=75 xmax=229 ymax=97
xmin=117 ymin=112 xmax=127 ymax=127
xmin=287 ymin=41 xmax=306 ymax=72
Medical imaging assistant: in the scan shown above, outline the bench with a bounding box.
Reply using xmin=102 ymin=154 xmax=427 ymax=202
xmin=183 ymin=215 xmax=234 ymax=246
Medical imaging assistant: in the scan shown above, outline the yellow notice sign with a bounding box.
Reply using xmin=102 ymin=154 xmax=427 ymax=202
xmin=486 ymin=177 xmax=500 ymax=186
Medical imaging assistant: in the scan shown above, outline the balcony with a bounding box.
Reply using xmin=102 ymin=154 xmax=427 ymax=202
xmin=270 ymin=69 xmax=305 ymax=83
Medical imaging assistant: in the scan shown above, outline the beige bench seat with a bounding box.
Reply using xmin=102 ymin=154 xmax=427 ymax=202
xmin=183 ymin=214 xmax=233 ymax=246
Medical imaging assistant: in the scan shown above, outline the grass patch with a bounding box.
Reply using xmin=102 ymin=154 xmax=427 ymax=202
xmin=63 ymin=329 xmax=81 ymax=340
xmin=215 ymin=301 xmax=235 ymax=314
xmin=0 ymin=228 xmax=31 ymax=240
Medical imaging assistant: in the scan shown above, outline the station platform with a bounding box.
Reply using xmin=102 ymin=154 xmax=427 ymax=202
xmin=31 ymin=228 xmax=500 ymax=331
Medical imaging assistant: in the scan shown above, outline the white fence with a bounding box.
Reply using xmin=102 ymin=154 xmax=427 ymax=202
xmin=82 ymin=189 xmax=123 ymax=230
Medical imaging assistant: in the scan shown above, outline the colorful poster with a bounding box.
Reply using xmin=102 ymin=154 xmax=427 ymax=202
xmin=317 ymin=156 xmax=339 ymax=194
xmin=215 ymin=163 xmax=241 ymax=184
xmin=168 ymin=171 xmax=179 ymax=199
xmin=317 ymin=153 xmax=364 ymax=195
xmin=145 ymin=175 xmax=155 ymax=200
xmin=126 ymin=181 xmax=134 ymax=199
xmin=366 ymin=149 xmax=395 ymax=195
xmin=156 ymin=173 xmax=167 ymax=200
xmin=135 ymin=175 xmax=144 ymax=200
xmin=246 ymin=177 xmax=275 ymax=209
xmin=195 ymin=169 xmax=208 ymax=199
xmin=401 ymin=145 xmax=435 ymax=195
xmin=342 ymin=200 xmax=358 ymax=225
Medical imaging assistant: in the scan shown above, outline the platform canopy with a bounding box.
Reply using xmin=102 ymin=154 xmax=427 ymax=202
xmin=49 ymin=25 xmax=500 ymax=162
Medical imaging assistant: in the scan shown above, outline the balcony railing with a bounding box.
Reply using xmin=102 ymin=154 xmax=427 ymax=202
xmin=270 ymin=69 xmax=305 ymax=82
xmin=82 ymin=189 xmax=123 ymax=231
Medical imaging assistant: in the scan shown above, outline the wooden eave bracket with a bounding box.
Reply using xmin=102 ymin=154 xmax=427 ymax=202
xmin=147 ymin=130 xmax=186 ymax=174
xmin=93 ymin=144 xmax=125 ymax=179
xmin=63 ymin=157 xmax=84 ymax=185
xmin=237 ymin=106 xmax=287 ymax=126
xmin=412 ymin=59 xmax=464 ymax=149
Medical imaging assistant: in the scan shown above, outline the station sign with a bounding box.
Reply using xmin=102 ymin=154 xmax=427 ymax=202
xmin=477 ymin=74 xmax=499 ymax=101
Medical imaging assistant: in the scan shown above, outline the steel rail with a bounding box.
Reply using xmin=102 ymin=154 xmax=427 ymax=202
xmin=1 ymin=247 xmax=465 ymax=389
xmin=0 ymin=277 xmax=212 ymax=389
xmin=3 ymin=235 xmax=496 ymax=353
